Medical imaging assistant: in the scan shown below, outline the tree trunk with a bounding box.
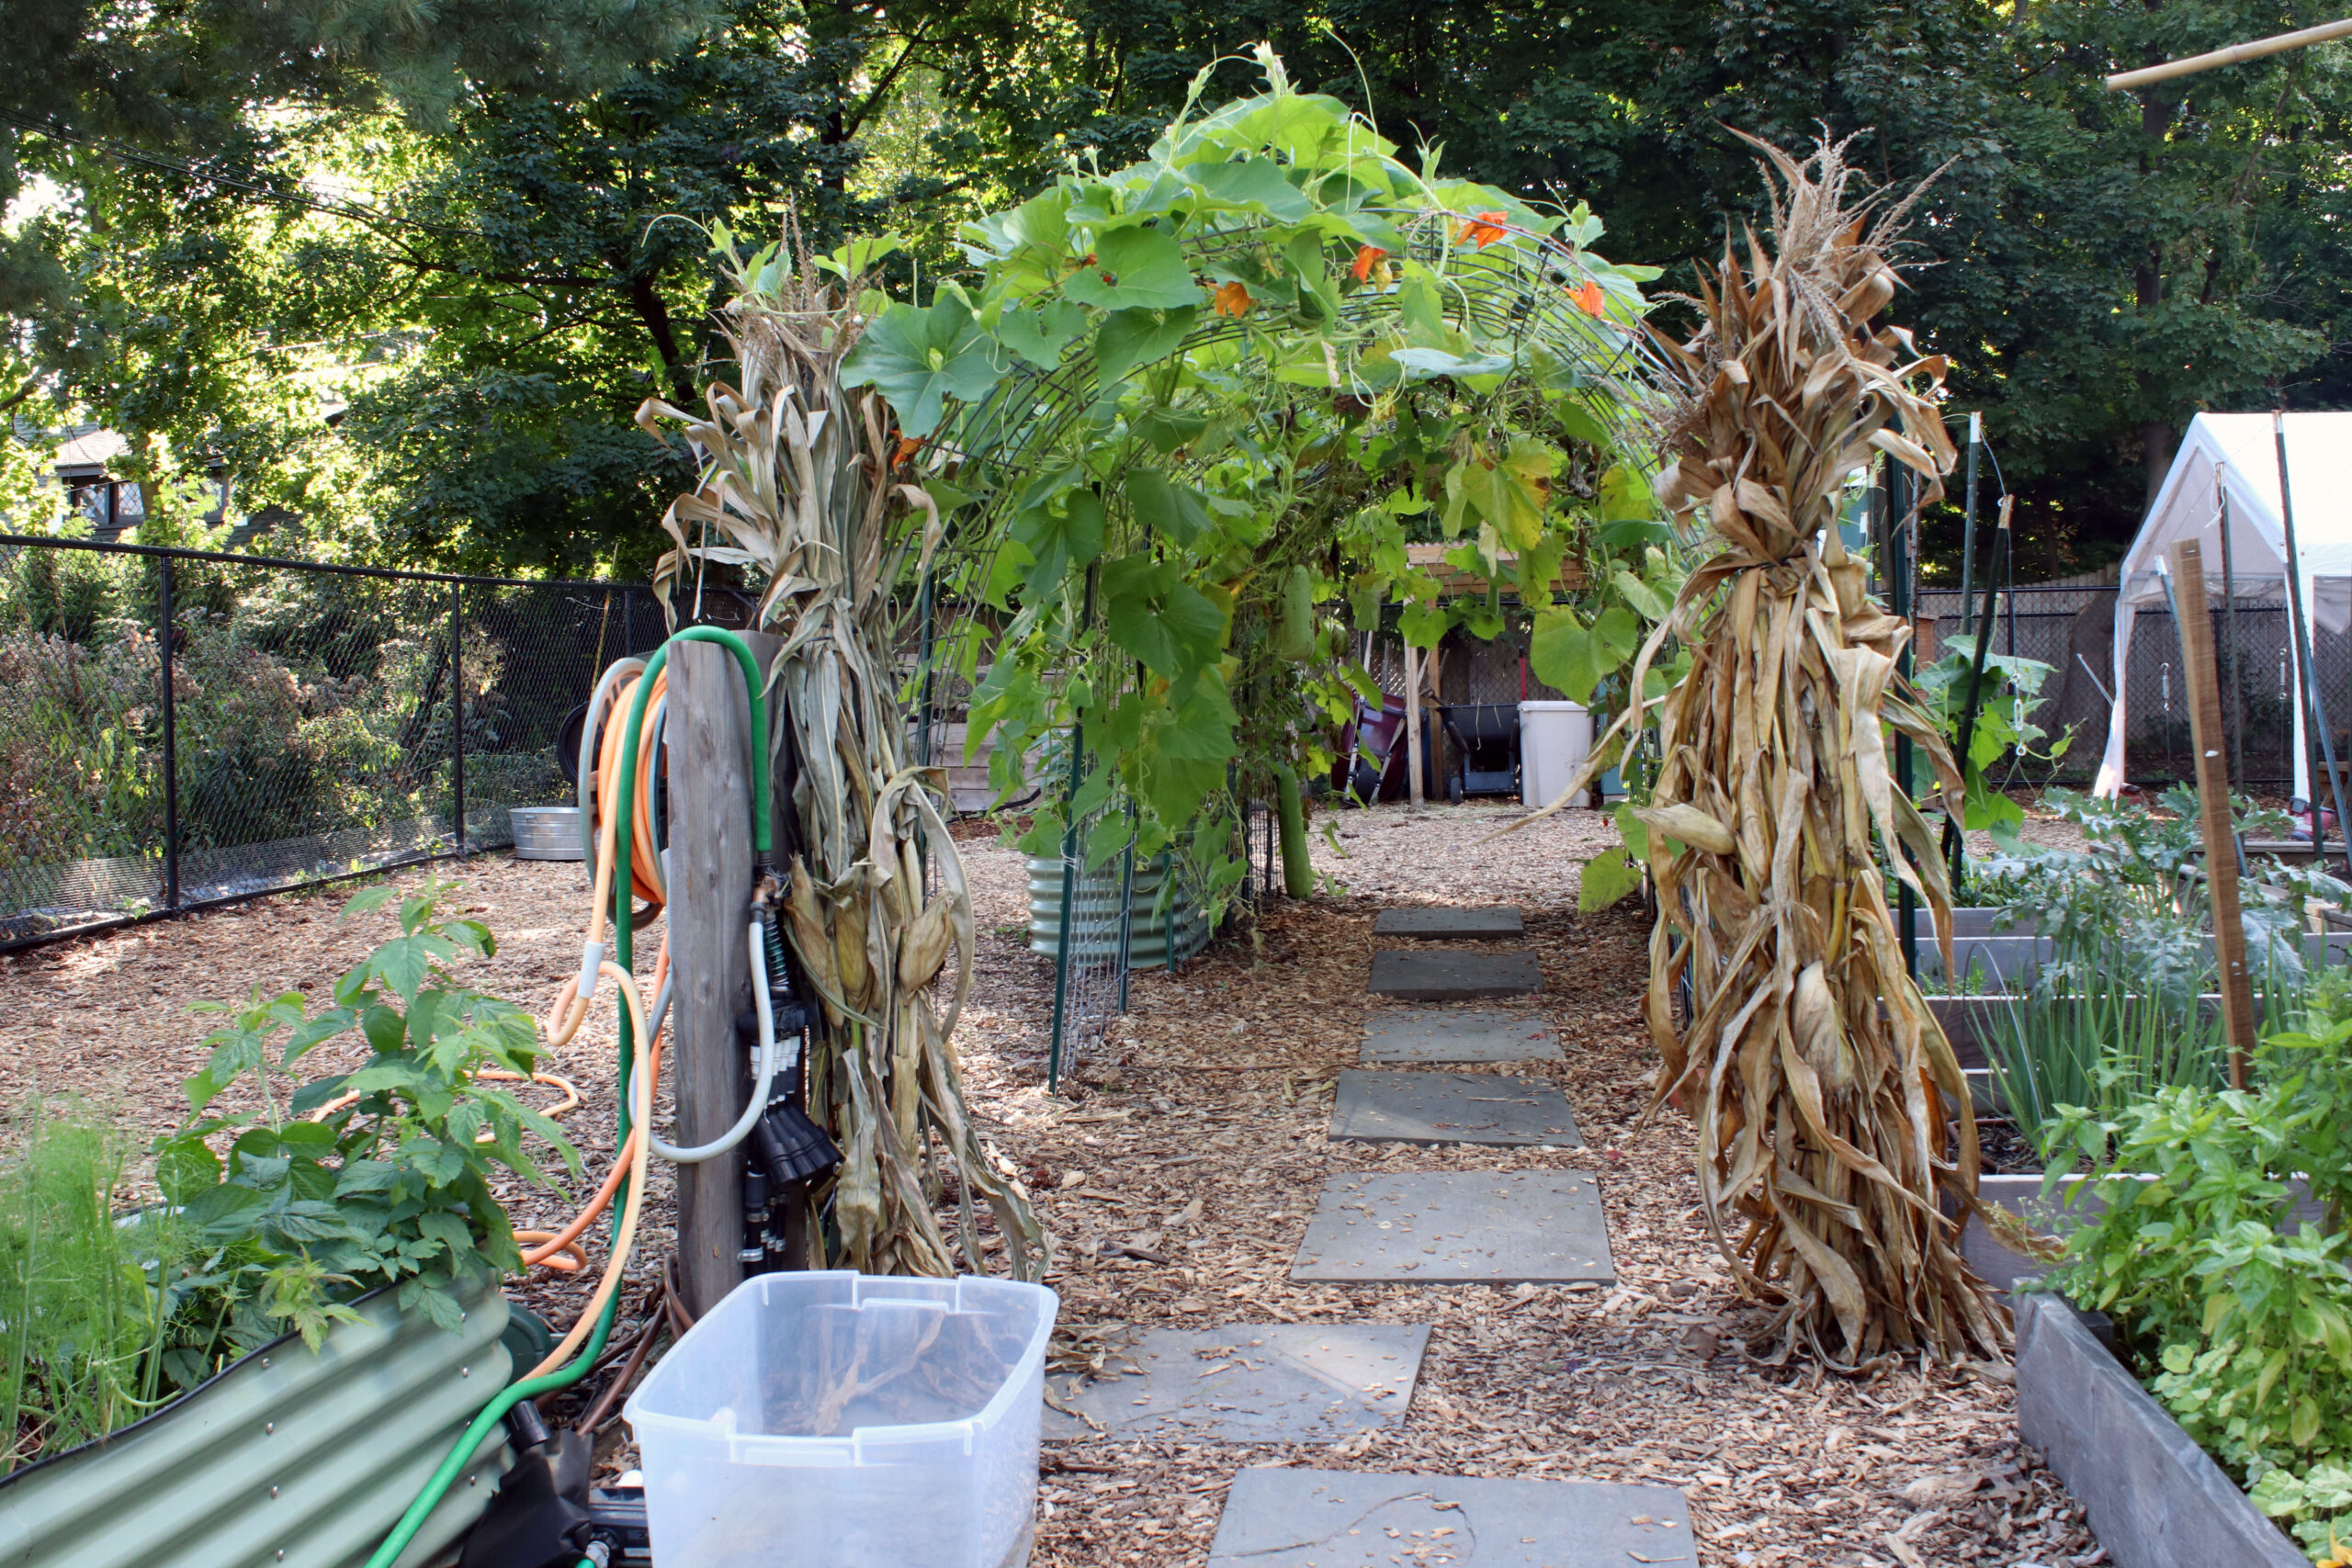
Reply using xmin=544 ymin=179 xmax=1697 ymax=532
xmin=2142 ymin=417 xmax=2177 ymax=511
xmin=2135 ymin=22 xmax=2177 ymax=514
xmin=628 ymin=273 xmax=699 ymax=409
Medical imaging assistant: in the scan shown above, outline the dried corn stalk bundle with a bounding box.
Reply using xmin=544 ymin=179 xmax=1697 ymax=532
xmin=637 ymin=236 xmax=1046 ymax=1282
xmin=1617 ymin=137 xmax=2003 ymax=1367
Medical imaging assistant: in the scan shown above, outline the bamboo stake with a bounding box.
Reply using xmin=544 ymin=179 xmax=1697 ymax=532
xmin=2107 ymin=17 xmax=2352 ymax=90
xmin=2168 ymin=538 xmax=2256 ymax=1089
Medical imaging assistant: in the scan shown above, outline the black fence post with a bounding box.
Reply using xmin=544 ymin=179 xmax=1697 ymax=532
xmin=450 ymin=579 xmax=467 ymax=857
xmin=158 ymin=551 xmax=181 ymax=909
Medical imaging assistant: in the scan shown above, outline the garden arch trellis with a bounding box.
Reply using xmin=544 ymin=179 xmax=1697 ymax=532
xmin=898 ymin=201 xmax=1681 ymax=1078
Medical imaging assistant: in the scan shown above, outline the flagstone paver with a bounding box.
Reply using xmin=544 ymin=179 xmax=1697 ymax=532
xmin=1371 ymin=906 xmax=1526 ymax=940
xmin=1330 ymin=1070 xmax=1580 ymax=1147
xmin=1207 ymin=1466 xmax=1692 ymax=1567
xmin=1359 ymin=1009 xmax=1564 ymax=1065
xmin=1292 ymin=1171 xmax=1613 ymax=1285
xmin=1368 ymin=949 xmax=1542 ymax=1000
xmin=1043 ymin=1324 xmax=1429 ymax=1442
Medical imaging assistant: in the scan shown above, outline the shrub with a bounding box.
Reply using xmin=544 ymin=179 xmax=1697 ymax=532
xmin=153 ymin=879 xmax=578 ymax=1339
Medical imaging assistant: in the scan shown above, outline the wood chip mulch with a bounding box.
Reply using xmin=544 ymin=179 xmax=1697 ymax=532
xmin=0 ymin=798 xmax=2103 ymax=1567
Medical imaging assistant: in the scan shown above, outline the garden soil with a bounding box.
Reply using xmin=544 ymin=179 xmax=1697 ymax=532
xmin=0 ymin=797 xmax=2101 ymax=1568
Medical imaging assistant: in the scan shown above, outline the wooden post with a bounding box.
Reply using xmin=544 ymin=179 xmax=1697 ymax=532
xmin=2168 ymin=539 xmax=2256 ymax=1089
xmin=668 ymin=630 xmax=787 ymax=1314
xmin=1911 ymin=615 xmax=1939 ymax=665
xmin=1403 ymin=640 xmax=1425 ymax=807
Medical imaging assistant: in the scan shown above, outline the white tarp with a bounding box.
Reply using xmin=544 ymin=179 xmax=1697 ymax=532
xmin=2094 ymin=412 xmax=2352 ymax=799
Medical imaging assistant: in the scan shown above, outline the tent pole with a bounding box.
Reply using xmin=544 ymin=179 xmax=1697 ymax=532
xmin=2217 ymin=476 xmax=2245 ymax=794
xmin=2273 ymin=410 xmax=2352 ymax=876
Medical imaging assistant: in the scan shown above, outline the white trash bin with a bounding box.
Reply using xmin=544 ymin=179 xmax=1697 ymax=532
xmin=1518 ymin=700 xmax=1595 ymax=809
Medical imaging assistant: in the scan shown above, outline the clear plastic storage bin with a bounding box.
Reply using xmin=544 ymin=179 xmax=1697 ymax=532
xmin=624 ymin=1270 xmax=1058 ymax=1568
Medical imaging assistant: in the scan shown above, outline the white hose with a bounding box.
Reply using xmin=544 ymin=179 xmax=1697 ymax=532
xmin=650 ymin=919 xmax=778 ymax=1164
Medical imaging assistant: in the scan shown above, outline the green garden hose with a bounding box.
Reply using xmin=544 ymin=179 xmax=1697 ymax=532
xmin=364 ymin=626 xmax=770 ymax=1568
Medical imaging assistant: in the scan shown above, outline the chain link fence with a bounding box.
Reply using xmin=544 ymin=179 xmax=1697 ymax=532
xmin=0 ymin=535 xmax=660 ymax=946
xmin=1336 ymin=583 xmax=2331 ymax=796
xmin=1916 ymin=584 xmax=2324 ymax=791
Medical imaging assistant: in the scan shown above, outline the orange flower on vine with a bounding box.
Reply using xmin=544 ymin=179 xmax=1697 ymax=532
xmin=1457 ymin=211 xmax=1510 ymax=248
xmin=1213 ymin=280 xmax=1253 ymax=318
xmin=1573 ymin=279 xmax=1606 ymax=317
xmin=1351 ymin=245 xmax=1387 ymax=282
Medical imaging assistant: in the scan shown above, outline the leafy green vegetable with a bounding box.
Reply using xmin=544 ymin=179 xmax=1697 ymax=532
xmin=2045 ymin=981 xmax=2352 ymax=1561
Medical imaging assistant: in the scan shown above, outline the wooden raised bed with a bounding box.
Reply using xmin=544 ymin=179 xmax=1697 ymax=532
xmin=2017 ymin=1294 xmax=2307 ymax=1568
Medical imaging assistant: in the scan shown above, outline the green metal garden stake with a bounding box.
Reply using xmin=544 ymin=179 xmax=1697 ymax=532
xmin=1046 ymin=561 xmax=1098 ymax=1091
xmin=1944 ymin=499 xmax=2011 ymax=893
xmin=1887 ymin=461 xmax=1917 ymax=980
xmin=1959 ymin=412 xmax=1980 ymax=636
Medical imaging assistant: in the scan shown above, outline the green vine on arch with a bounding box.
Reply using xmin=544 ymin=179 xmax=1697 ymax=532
xmin=840 ymin=47 xmax=1686 ymax=897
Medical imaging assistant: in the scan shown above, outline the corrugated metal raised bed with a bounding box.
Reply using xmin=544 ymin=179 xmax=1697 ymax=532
xmin=1025 ymin=854 xmax=1209 ymax=969
xmin=0 ymin=1274 xmax=514 ymax=1568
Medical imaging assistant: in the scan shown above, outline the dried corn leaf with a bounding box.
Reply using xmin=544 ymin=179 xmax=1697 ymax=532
xmin=1634 ymin=134 xmax=2002 ymax=1368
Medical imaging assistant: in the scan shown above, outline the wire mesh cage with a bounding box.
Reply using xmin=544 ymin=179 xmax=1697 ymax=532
xmin=1039 ymin=785 xmax=1138 ymax=1089
xmin=1238 ymin=797 xmax=1277 ymax=907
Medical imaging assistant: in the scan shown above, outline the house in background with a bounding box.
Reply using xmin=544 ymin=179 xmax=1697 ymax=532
xmin=40 ymin=424 xmax=287 ymax=547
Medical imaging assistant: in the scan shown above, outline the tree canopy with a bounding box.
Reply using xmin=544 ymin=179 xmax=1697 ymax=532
xmin=6 ymin=0 xmax=2352 ymax=579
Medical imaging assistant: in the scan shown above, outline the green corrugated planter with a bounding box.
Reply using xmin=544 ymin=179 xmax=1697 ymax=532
xmin=0 ymin=1273 xmax=515 ymax=1568
xmin=1024 ymin=854 xmax=1209 ymax=968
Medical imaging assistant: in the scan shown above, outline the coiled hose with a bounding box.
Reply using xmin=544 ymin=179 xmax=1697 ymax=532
xmin=365 ymin=626 xmax=769 ymax=1568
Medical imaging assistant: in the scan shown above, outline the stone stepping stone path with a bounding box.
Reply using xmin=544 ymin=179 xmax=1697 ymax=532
xmin=1360 ymin=1009 xmax=1563 ymax=1065
xmin=1292 ymin=1171 xmax=1613 ymax=1285
xmin=1330 ymin=1069 xmax=1581 ymax=1148
xmin=1373 ymin=905 xmax=1525 ymax=940
xmin=1043 ymin=1324 xmax=1429 ymax=1442
xmin=1207 ymin=1467 xmax=1692 ymax=1567
xmin=1369 ymin=948 xmax=1542 ymax=999
xmin=1063 ymin=899 xmax=1634 ymax=1551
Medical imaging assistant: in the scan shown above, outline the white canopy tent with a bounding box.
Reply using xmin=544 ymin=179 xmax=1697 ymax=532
xmin=2094 ymin=412 xmax=2352 ymax=800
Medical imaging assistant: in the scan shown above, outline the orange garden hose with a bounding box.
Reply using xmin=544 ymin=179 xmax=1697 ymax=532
xmin=543 ymin=671 xmax=666 ymax=1051
xmin=525 ymin=958 xmax=657 ymax=1381
xmin=514 ymin=669 xmax=674 ymax=1274
xmin=516 ymin=939 xmax=670 ymax=1269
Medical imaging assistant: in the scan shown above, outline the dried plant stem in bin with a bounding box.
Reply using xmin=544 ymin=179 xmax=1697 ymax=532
xmin=637 ymin=227 xmax=1046 ymax=1281
xmin=1554 ymin=136 xmax=2007 ymax=1367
